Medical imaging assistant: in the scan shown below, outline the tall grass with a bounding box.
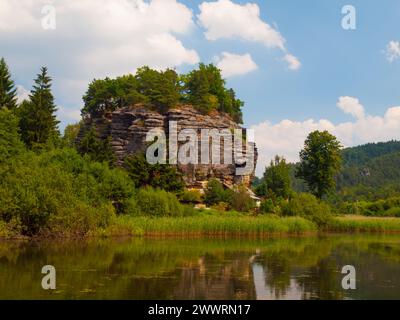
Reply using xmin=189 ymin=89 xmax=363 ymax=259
xmin=327 ymin=215 xmax=400 ymax=233
xmin=107 ymin=215 xmax=317 ymax=237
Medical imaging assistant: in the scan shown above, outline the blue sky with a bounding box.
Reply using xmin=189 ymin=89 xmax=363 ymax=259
xmin=1 ymin=0 xmax=400 ymax=173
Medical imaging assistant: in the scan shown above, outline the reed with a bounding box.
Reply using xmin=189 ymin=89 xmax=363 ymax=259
xmin=107 ymin=215 xmax=317 ymax=237
xmin=327 ymin=215 xmax=400 ymax=233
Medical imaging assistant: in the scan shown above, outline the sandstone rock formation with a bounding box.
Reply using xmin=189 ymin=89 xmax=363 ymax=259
xmin=78 ymin=104 xmax=258 ymax=191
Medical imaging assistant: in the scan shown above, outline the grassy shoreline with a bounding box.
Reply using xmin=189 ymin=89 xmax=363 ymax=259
xmin=326 ymin=215 xmax=400 ymax=233
xmin=99 ymin=215 xmax=400 ymax=238
xmin=3 ymin=215 xmax=400 ymax=240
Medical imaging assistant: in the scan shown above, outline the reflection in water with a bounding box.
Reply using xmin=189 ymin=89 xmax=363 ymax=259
xmin=0 ymin=235 xmax=400 ymax=299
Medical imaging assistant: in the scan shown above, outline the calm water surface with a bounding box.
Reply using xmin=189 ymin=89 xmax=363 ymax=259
xmin=0 ymin=234 xmax=400 ymax=300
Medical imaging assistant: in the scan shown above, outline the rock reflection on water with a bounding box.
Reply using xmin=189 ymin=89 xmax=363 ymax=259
xmin=0 ymin=235 xmax=400 ymax=300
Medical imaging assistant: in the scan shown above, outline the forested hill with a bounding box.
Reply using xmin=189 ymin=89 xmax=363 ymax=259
xmin=341 ymin=140 xmax=400 ymax=167
xmin=336 ymin=140 xmax=400 ymax=192
xmin=289 ymin=140 xmax=400 ymax=199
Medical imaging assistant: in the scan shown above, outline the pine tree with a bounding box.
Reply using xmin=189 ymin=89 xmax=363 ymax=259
xmin=18 ymin=67 xmax=60 ymax=148
xmin=0 ymin=57 xmax=17 ymax=110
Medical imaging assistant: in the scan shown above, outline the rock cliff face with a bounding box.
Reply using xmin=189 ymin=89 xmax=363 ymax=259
xmin=78 ymin=105 xmax=257 ymax=191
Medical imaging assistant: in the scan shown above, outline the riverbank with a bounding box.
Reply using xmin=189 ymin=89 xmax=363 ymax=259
xmin=326 ymin=215 xmax=400 ymax=233
xmin=99 ymin=215 xmax=400 ymax=238
xmin=3 ymin=214 xmax=400 ymax=239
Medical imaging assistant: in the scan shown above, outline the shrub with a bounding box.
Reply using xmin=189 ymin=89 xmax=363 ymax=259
xmin=180 ymin=190 xmax=203 ymax=204
xmin=211 ymin=202 xmax=229 ymax=212
xmin=0 ymin=148 xmax=134 ymax=235
xmin=125 ymin=154 xmax=184 ymax=193
xmin=230 ymin=185 xmax=256 ymax=212
xmin=136 ymin=188 xmax=183 ymax=217
xmin=282 ymin=193 xmax=333 ymax=227
xmin=204 ymin=179 xmax=231 ymax=206
xmin=260 ymin=199 xmax=275 ymax=214
xmin=384 ymin=207 xmax=400 ymax=217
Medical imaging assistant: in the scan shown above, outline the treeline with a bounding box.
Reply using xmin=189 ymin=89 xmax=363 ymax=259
xmin=255 ymin=139 xmax=400 ymax=217
xmin=82 ymin=64 xmax=244 ymax=123
xmin=286 ymin=140 xmax=400 ymax=201
xmin=0 ymin=58 xmax=252 ymax=237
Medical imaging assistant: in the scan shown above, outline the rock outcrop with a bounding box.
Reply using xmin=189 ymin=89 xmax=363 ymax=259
xmin=78 ymin=104 xmax=257 ymax=191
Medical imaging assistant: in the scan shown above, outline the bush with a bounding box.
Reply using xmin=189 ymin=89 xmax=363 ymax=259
xmin=230 ymin=185 xmax=256 ymax=212
xmin=384 ymin=207 xmax=400 ymax=217
xmin=180 ymin=190 xmax=203 ymax=204
xmin=136 ymin=188 xmax=183 ymax=217
xmin=0 ymin=148 xmax=135 ymax=235
xmin=125 ymin=154 xmax=184 ymax=193
xmin=282 ymin=193 xmax=333 ymax=227
xmin=204 ymin=179 xmax=231 ymax=206
xmin=211 ymin=202 xmax=229 ymax=212
xmin=260 ymin=199 xmax=275 ymax=214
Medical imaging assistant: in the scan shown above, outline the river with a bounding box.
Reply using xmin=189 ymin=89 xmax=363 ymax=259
xmin=0 ymin=234 xmax=399 ymax=299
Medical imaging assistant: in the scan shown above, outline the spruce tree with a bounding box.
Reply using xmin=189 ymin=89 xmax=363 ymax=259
xmin=0 ymin=57 xmax=17 ymax=110
xmin=18 ymin=67 xmax=59 ymax=148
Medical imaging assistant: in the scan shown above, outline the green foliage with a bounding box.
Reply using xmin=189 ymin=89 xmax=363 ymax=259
xmin=136 ymin=188 xmax=183 ymax=217
xmin=81 ymin=64 xmax=243 ymax=122
xmin=230 ymin=185 xmax=256 ymax=212
xmin=77 ymin=128 xmax=115 ymax=165
xmin=258 ymin=155 xmax=292 ymax=198
xmin=180 ymin=190 xmax=203 ymax=204
xmin=183 ymin=63 xmax=243 ymax=122
xmin=260 ymin=199 xmax=278 ymax=214
xmin=282 ymin=193 xmax=333 ymax=227
xmin=0 ymin=58 xmax=17 ymax=110
xmin=124 ymin=154 xmax=184 ymax=193
xmin=0 ymin=148 xmax=135 ymax=235
xmin=82 ymin=68 xmax=180 ymax=117
xmin=341 ymin=140 xmax=400 ymax=167
xmin=0 ymin=108 xmax=25 ymax=162
xmin=135 ymin=67 xmax=180 ymax=112
xmin=17 ymin=67 xmax=60 ymax=148
xmin=204 ymin=180 xmax=255 ymax=212
xmin=62 ymin=122 xmax=81 ymax=148
xmin=336 ymin=151 xmax=400 ymax=194
xmin=296 ymin=130 xmax=342 ymax=198
xmin=82 ymin=75 xmax=148 ymax=117
xmin=204 ymin=179 xmax=232 ymax=206
xmin=341 ymin=196 xmax=400 ymax=217
xmin=291 ymin=141 xmax=400 ymax=201
xmin=128 ymin=215 xmax=317 ymax=236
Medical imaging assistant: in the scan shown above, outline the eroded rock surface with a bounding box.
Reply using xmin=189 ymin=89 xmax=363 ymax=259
xmin=78 ymin=105 xmax=257 ymax=190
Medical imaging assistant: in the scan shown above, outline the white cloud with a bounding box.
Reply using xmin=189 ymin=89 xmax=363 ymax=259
xmin=16 ymin=85 xmax=30 ymax=104
xmin=0 ymin=0 xmax=200 ymax=124
xmin=386 ymin=41 xmax=400 ymax=62
xmin=216 ymin=52 xmax=258 ymax=77
xmin=198 ymin=0 xmax=300 ymax=70
xmin=198 ymin=0 xmax=285 ymax=49
xmin=251 ymin=98 xmax=400 ymax=175
xmin=337 ymin=96 xmax=365 ymax=119
xmin=283 ymin=54 xmax=301 ymax=71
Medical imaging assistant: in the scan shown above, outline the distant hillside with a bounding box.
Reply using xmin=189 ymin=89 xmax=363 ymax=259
xmin=289 ymin=140 xmax=400 ymax=199
xmin=341 ymin=140 xmax=400 ymax=167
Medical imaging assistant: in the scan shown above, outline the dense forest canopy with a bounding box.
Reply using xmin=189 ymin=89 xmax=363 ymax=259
xmin=82 ymin=64 xmax=244 ymax=123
